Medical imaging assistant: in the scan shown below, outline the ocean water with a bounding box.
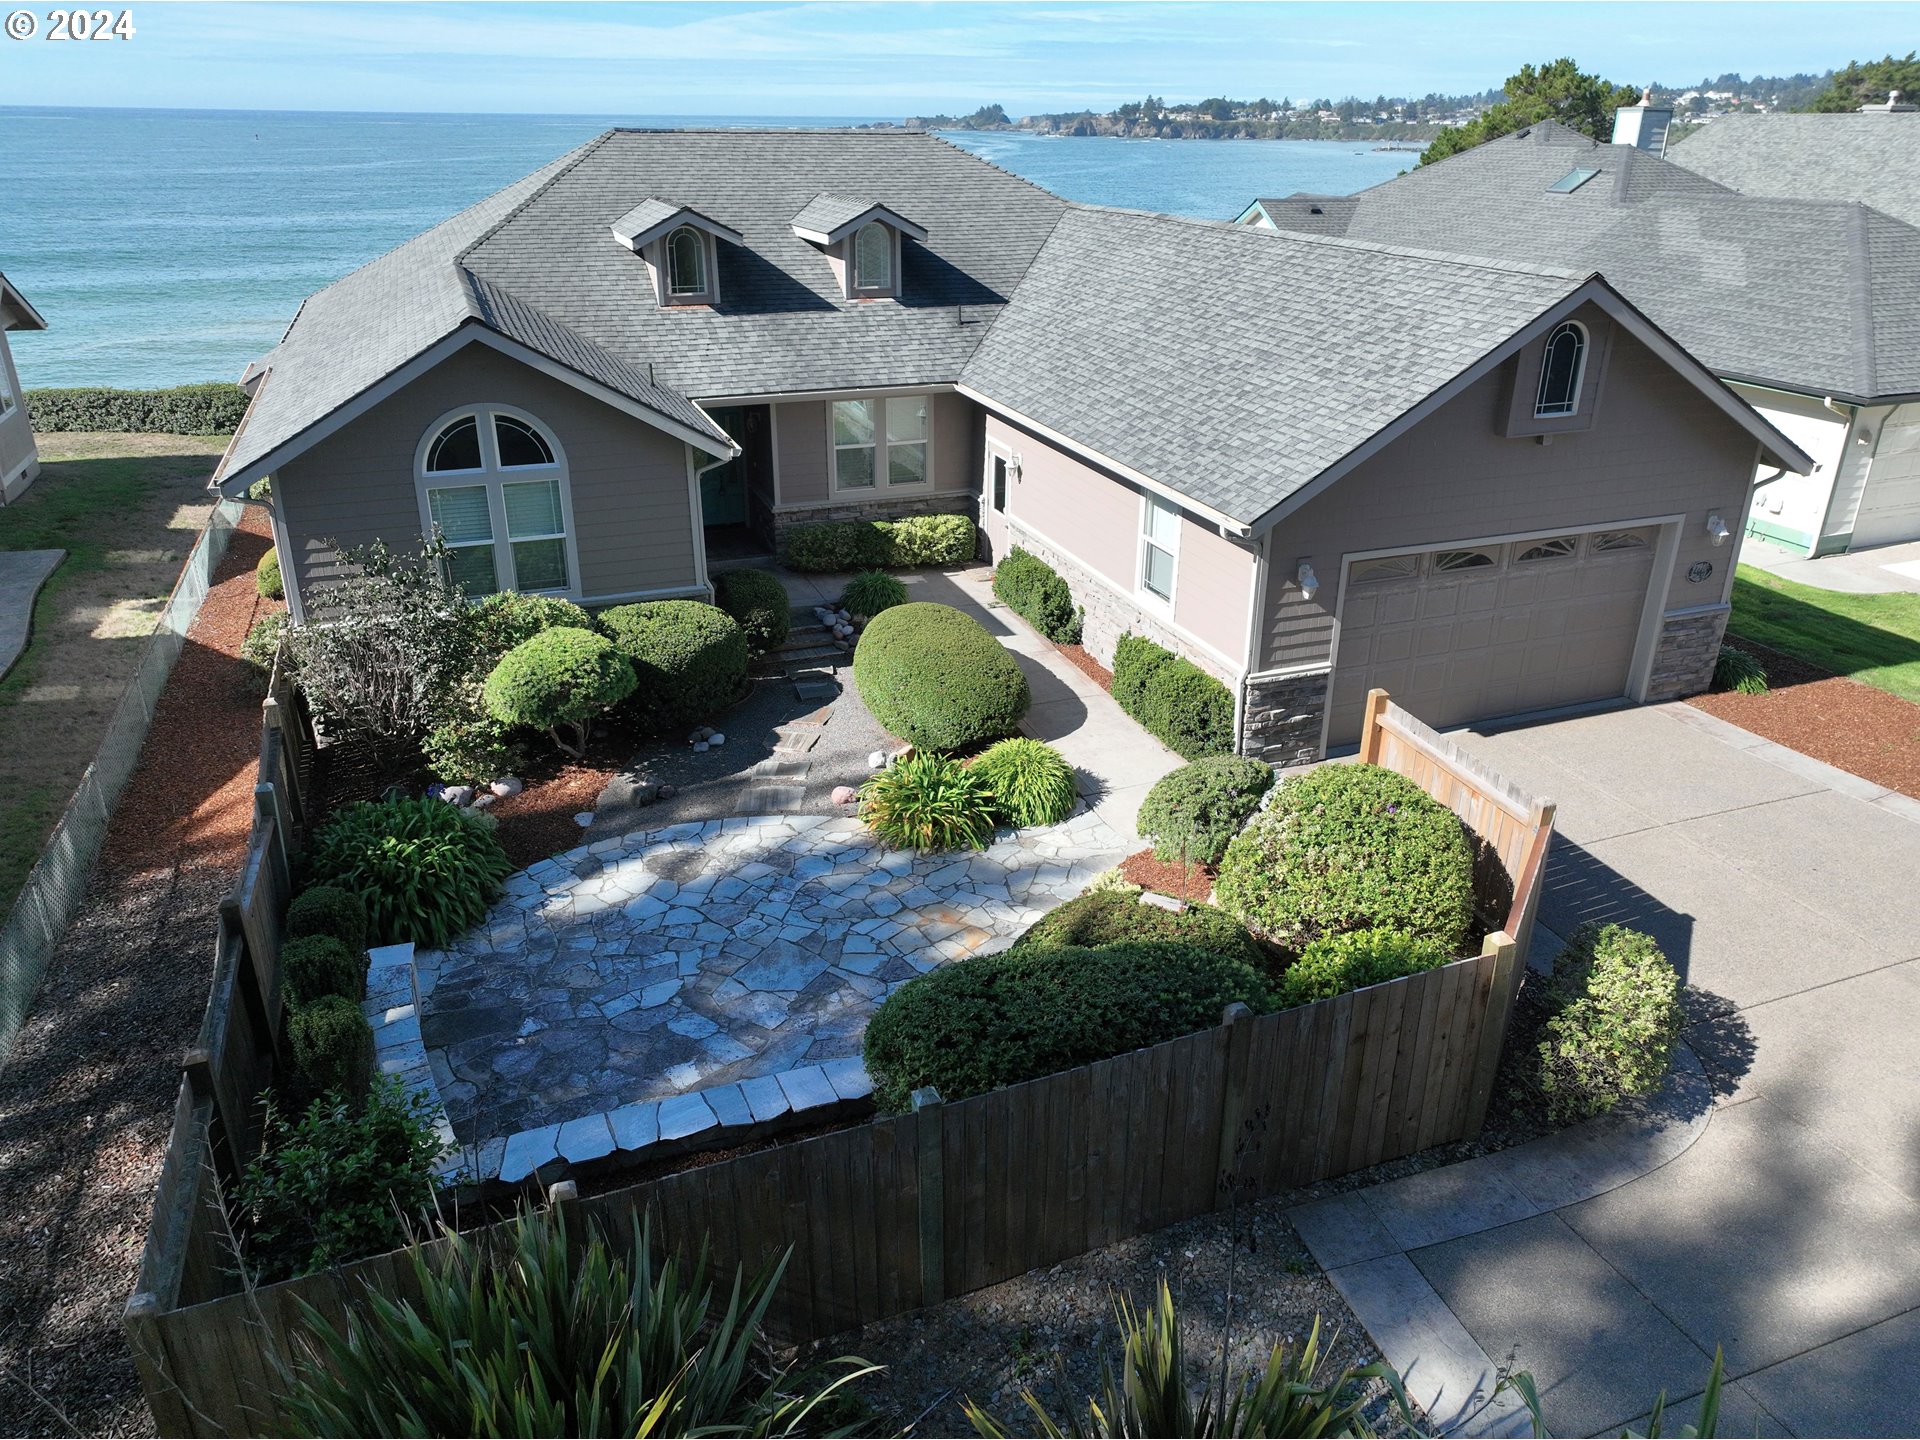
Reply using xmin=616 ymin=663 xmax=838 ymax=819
xmin=0 ymin=107 xmax=1414 ymax=388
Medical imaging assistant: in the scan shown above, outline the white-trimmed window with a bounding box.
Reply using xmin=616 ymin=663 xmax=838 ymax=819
xmin=832 ymin=397 xmax=929 ymax=492
xmin=418 ymin=406 xmax=575 ymax=597
xmin=0 ymin=359 xmax=15 ymax=417
xmin=1534 ymin=321 xmax=1588 ymax=418
xmin=1140 ymin=493 xmax=1180 ymax=602
xmin=852 ymin=222 xmax=893 ymax=291
xmin=666 ymin=225 xmax=708 ymax=297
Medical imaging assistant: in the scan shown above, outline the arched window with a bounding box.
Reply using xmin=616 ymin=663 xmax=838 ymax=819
xmin=417 ymin=407 xmax=575 ymax=597
xmin=853 ymin=221 xmax=892 ymax=290
xmin=666 ymin=226 xmax=707 ymax=296
xmin=1534 ymin=321 xmax=1588 ymax=418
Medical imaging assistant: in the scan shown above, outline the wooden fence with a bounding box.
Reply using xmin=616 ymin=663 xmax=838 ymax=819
xmin=124 ymin=689 xmax=1555 ymax=1437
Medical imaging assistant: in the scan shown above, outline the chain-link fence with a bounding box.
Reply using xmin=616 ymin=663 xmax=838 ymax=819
xmin=0 ymin=499 xmax=246 ymax=1062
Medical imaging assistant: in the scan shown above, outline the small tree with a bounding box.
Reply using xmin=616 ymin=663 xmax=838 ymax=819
xmin=1420 ymin=58 xmax=1641 ymax=165
xmin=482 ymin=626 xmax=635 ymax=758
xmin=1805 ymin=51 xmax=1920 ymax=111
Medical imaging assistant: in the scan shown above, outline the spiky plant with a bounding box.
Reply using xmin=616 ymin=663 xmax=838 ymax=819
xmin=858 ymin=751 xmax=999 ymax=851
xmin=970 ymin=737 xmax=1079 ymax=827
xmin=1711 ymin=644 xmax=1768 ymax=696
xmin=1503 ymin=1347 xmax=1727 ymax=1437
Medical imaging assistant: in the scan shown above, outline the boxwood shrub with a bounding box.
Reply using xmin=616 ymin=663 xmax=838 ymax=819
xmin=1109 ymin=633 xmax=1235 ymax=759
xmin=468 ymin=592 xmax=593 ymax=666
xmin=1536 ymin=924 xmax=1683 ymax=1123
xmin=784 ymin=514 xmax=977 ymax=572
xmin=282 ymin=934 xmax=368 ymax=1008
xmin=1112 ymin=632 xmax=1171 ymax=713
xmin=1010 ymin=891 xmax=1268 ymax=972
xmin=863 ymin=941 xmax=1272 ymax=1111
xmin=287 ymin=995 xmax=375 ymax=1106
xmin=25 ymin=382 xmax=250 ymax=435
xmin=482 ymin=626 xmax=636 ymax=757
xmin=1136 ymin=756 xmax=1275 ymax=866
xmin=309 ymin=797 xmax=514 ymax=947
xmin=884 ymin=513 xmax=975 ymax=567
xmin=1276 ymin=927 xmax=1453 ymax=1009
xmin=1215 ymin=763 xmax=1476 ymax=953
xmin=256 ymin=548 xmax=283 ymax=600
xmin=992 ymin=547 xmax=1081 ymax=643
xmin=285 ymin=885 xmax=370 ymax=953
xmin=712 ymin=567 xmax=791 ymax=652
xmin=597 ymin=600 xmax=748 ymax=733
xmin=851 ymin=602 xmax=1029 ymax=751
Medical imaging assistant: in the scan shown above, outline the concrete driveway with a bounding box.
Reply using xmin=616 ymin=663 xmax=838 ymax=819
xmin=1415 ymin=703 xmax=1920 ymax=1436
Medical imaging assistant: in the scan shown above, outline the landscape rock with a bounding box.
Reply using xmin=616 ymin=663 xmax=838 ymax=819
xmin=490 ymin=777 xmax=523 ymax=798
xmin=472 ymin=792 xmax=496 ymax=809
xmin=658 ymin=784 xmax=677 ymax=799
xmin=573 ymin=811 xmax=594 ymax=827
xmin=831 ymin=785 xmax=859 ymax=805
xmin=708 ymin=732 xmax=725 ymax=746
xmin=868 ymin=750 xmax=888 ymax=770
xmin=694 ymin=741 xmax=710 ymax=753
xmin=442 ymin=785 xmax=474 ymax=807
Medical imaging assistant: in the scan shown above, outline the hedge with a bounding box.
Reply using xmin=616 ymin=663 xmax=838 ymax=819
xmin=1275 ymin=927 xmax=1452 ymax=1009
xmin=851 ymin=602 xmax=1029 ymax=751
xmin=1010 ymin=890 xmax=1268 ymax=972
xmin=1111 ymin=633 xmax=1235 ymax=759
xmin=992 ymin=547 xmax=1081 ymax=643
xmin=784 ymin=514 xmax=977 ymax=572
xmin=712 ymin=567 xmax=792 ymax=652
xmin=26 ymin=382 xmax=250 ymax=435
xmin=862 ymin=941 xmax=1272 ymax=1111
xmin=597 ymin=600 xmax=748 ymax=733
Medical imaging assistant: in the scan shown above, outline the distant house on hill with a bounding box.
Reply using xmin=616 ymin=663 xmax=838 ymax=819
xmin=1241 ymin=103 xmax=1920 ymax=556
xmin=0 ymin=272 xmax=46 ymax=504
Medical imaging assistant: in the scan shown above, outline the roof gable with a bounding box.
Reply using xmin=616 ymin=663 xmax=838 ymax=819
xmin=0 ymin=272 xmax=46 ymax=331
xmin=609 ymin=199 xmax=746 ymax=251
xmin=789 ymin=194 xmax=929 ymax=245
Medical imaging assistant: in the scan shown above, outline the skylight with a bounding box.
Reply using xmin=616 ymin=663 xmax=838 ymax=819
xmin=1547 ymin=167 xmax=1602 ymax=194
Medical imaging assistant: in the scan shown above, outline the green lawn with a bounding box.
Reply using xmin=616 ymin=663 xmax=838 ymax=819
xmin=1728 ymin=564 xmax=1920 ymax=704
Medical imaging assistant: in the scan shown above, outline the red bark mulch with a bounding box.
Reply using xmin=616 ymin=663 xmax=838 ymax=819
xmin=0 ymin=507 xmax=280 ymax=1437
xmin=1118 ymin=846 xmax=1217 ymax=902
xmin=1055 ymin=641 xmax=1114 ymax=691
xmin=1689 ymin=635 xmax=1920 ymax=801
xmin=488 ymin=756 xmax=622 ymax=870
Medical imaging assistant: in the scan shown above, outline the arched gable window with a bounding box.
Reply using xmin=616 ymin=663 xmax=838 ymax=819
xmin=852 ymin=221 xmax=892 ymax=290
xmin=418 ymin=406 xmax=576 ymax=597
xmin=1534 ymin=320 xmax=1588 ymax=418
xmin=666 ymin=225 xmax=707 ymax=296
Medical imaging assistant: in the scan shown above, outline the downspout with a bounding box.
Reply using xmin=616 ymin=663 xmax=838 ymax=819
xmin=1817 ymin=395 xmax=1857 ymax=553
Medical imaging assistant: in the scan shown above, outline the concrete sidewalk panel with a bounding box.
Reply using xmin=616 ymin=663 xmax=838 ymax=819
xmin=1287 ymin=1193 xmax=1399 ymax=1270
xmin=1740 ymin=1307 xmax=1920 ymax=1438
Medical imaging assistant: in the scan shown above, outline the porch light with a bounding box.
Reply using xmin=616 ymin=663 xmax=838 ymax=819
xmin=1706 ymin=513 xmax=1731 ymax=546
xmin=1297 ymin=561 xmax=1319 ymax=600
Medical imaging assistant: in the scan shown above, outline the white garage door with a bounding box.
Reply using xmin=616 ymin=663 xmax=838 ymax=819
xmin=1851 ymin=408 xmax=1920 ymax=548
xmin=1327 ymin=526 xmax=1659 ymax=745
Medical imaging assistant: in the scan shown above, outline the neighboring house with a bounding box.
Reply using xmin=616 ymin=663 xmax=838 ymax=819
xmin=1666 ymin=106 xmax=1920 ymax=229
xmin=1242 ymin=116 xmax=1920 ymax=556
xmin=212 ymin=129 xmax=1807 ymax=766
xmin=0 ymin=272 xmax=47 ymax=505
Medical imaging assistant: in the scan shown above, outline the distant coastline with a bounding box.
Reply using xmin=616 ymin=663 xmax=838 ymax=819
xmin=896 ymin=98 xmax=1471 ymax=144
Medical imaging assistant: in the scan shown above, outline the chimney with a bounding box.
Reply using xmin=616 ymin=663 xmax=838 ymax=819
xmin=1859 ymin=89 xmax=1918 ymax=112
xmin=1612 ymin=85 xmax=1673 ymax=155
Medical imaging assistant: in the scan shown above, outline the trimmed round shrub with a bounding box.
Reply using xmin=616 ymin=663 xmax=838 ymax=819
xmin=969 ymin=737 xmax=1077 ymax=827
xmin=1276 ymin=927 xmax=1452 ymax=1009
xmin=884 ymin=513 xmax=976 ymax=567
xmin=841 ymin=569 xmax=909 ymax=620
xmin=992 ymin=547 xmax=1081 ymax=643
xmin=468 ymin=592 xmax=593 ymax=665
xmin=863 ymin=941 xmax=1272 ymax=1111
xmin=309 ymin=797 xmax=514 ymax=947
xmin=597 ymin=601 xmax=749 ymax=733
xmin=483 ymin=626 xmax=636 ymax=756
xmin=859 ymin=752 xmax=998 ymax=851
xmin=712 ymin=567 xmax=791 ymax=652
xmin=287 ymin=995 xmax=374 ymax=1106
xmin=1011 ymin=891 xmax=1267 ymax=971
xmin=1712 ymin=644 xmax=1768 ymax=695
xmin=1537 ymin=924 xmax=1683 ymax=1124
xmin=1215 ymin=763 xmax=1476 ymax=952
xmin=852 ymin=602 xmax=1030 ymax=751
xmin=283 ymin=934 xmax=367 ymax=1008
xmin=1137 ymin=756 xmax=1275 ymax=867
xmin=256 ymin=547 xmax=283 ymax=600
xmin=285 ymin=885 xmax=370 ymax=954
xmin=786 ymin=520 xmax=891 ymax=572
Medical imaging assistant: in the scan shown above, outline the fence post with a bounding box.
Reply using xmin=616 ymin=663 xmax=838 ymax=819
xmin=1213 ymin=1002 xmax=1255 ymax=1207
xmin=911 ymin=1087 xmax=945 ymax=1306
xmin=1462 ymin=931 xmax=1521 ymax=1140
xmin=1358 ymin=688 xmax=1390 ymax=765
xmin=255 ymin=785 xmax=292 ymax=901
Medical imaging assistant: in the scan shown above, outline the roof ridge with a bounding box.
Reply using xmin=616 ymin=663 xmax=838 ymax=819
xmin=923 ymin=131 xmax=1074 ymax=205
xmin=1846 ymin=203 xmax=1879 ymax=397
xmin=456 ymin=128 xmax=622 ymax=269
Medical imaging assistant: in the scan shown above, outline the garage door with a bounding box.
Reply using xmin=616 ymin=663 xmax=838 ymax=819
xmin=1850 ymin=407 xmax=1920 ymax=548
xmin=1326 ymin=526 xmax=1659 ymax=745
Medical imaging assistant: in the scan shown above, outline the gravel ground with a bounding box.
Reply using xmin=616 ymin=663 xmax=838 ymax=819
xmin=0 ymin=508 xmax=277 ymax=1437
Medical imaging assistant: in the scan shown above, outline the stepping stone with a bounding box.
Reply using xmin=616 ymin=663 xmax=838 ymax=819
xmin=658 ymin=1092 xmax=718 ymax=1142
xmin=608 ymin=1100 xmax=661 ymax=1151
xmin=734 ymin=782 xmax=806 ymax=814
xmin=557 ymin=1113 xmax=616 ymax=1164
xmin=776 ymin=1065 xmax=839 ymax=1114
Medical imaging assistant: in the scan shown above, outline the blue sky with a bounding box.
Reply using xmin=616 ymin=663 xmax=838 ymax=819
xmin=3 ymin=2 xmax=1916 ymax=116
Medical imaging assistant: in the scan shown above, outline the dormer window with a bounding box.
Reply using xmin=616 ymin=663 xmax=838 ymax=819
xmin=667 ymin=226 xmax=707 ymax=297
xmin=609 ymin=199 xmax=743 ymax=308
xmin=853 ymin=222 xmax=892 ymax=291
xmin=790 ymin=194 xmax=927 ymax=301
xmin=1534 ymin=320 xmax=1588 ymax=418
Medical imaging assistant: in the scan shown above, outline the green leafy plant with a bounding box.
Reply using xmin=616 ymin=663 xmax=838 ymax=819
xmin=841 ymin=569 xmax=909 ymax=619
xmin=1276 ymin=927 xmax=1453 ymax=1008
xmin=286 ymin=995 xmax=374 ymax=1108
xmin=285 ymin=885 xmax=370 ymax=954
xmin=1712 ymin=643 xmax=1768 ymax=695
xmin=1536 ymin=924 xmax=1682 ymax=1124
xmin=241 ymin=612 xmax=288 ymax=680
xmin=992 ymin=547 xmax=1082 ymax=643
xmin=483 ymin=625 xmax=636 ymax=758
xmin=1011 ymin=891 xmax=1268 ymax=971
xmin=237 ymin=1078 xmax=450 ymax=1283
xmin=422 ymin=676 xmax=517 ymax=785
xmin=863 ymin=941 xmax=1271 ymax=1111
xmin=883 ymin=513 xmax=976 ymax=567
xmin=970 ymin=737 xmax=1078 ymax=827
xmin=1215 ymin=763 xmax=1476 ymax=953
xmin=713 ymin=566 xmax=792 ymax=652
xmin=1137 ymin=756 xmax=1276 ymax=867
xmin=25 ymin=381 xmax=250 ymax=434
xmin=966 ymin=1280 xmax=1408 ymax=1438
xmin=1110 ymin=633 xmax=1234 ymax=758
xmin=467 ymin=591 xmax=593 ymax=666
xmin=1503 ymin=1347 xmax=1728 ymax=1438
xmin=256 ymin=546 xmax=283 ymax=600
xmin=273 ymin=1206 xmax=875 ymax=1438
xmin=852 ymin=601 xmax=1031 ymax=750
xmin=308 ymin=796 xmax=514 ymax=947
xmin=282 ymin=934 xmax=367 ymax=1008
xmin=1112 ymin=632 xmax=1173 ymax=712
xmin=859 ymin=752 xmax=999 ymax=851
xmin=597 ymin=600 xmax=749 ymax=733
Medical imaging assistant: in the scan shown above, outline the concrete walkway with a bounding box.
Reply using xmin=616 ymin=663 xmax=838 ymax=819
xmin=1742 ymin=535 xmax=1920 ymax=594
xmin=1300 ymin=703 xmax=1920 ymax=1437
xmin=0 ymin=549 xmax=62 ymax=679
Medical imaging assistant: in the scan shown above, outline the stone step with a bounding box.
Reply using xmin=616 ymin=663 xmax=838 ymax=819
xmin=781 ymin=644 xmax=847 ymax=668
xmin=793 ymin=671 xmax=840 ymax=701
xmin=733 ymin=780 xmax=807 ymax=814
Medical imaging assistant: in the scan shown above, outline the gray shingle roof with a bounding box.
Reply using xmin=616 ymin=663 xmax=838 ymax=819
xmin=960 ymin=206 xmax=1590 ymax=526
xmin=1257 ymin=121 xmax=1920 ymax=402
xmin=1667 ymin=113 xmax=1920 ymax=229
xmin=787 ymin=192 xmax=926 ymax=241
xmin=1247 ymin=195 xmax=1358 ymax=235
xmin=0 ymin=271 xmax=46 ymax=331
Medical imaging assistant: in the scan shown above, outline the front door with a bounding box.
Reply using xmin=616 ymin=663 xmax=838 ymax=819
xmin=981 ymin=442 xmax=1013 ymax=562
xmin=701 ymin=405 xmax=754 ymax=529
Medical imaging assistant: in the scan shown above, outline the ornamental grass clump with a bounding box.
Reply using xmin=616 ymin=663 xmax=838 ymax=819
xmin=713 ymin=566 xmax=792 ymax=651
xmin=1712 ymin=643 xmax=1769 ymax=695
xmin=841 ymin=569 xmax=909 ymax=620
xmin=1536 ymin=923 xmax=1682 ymax=1124
xmin=852 ymin=602 xmax=1030 ymax=751
xmin=1136 ymin=756 xmax=1276 ymax=867
xmin=273 ymin=1207 xmax=874 ymax=1438
xmin=482 ymin=625 xmax=636 ymax=758
xmin=309 ymin=796 xmax=514 ymax=947
xmin=1276 ymin=927 xmax=1453 ymax=1008
xmin=597 ymin=600 xmax=749 ymax=732
xmin=860 ymin=752 xmax=999 ymax=851
xmin=969 ymin=737 xmax=1078 ymax=827
xmin=1215 ymin=763 xmax=1476 ymax=953
xmin=1010 ymin=891 xmax=1268 ymax=972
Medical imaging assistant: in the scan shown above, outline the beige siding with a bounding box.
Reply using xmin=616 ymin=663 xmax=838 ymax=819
xmin=932 ymin=392 xmax=979 ymax=494
xmin=275 ymin=342 xmax=698 ymax=606
xmin=773 ymin=391 xmax=975 ymax=508
xmin=1258 ymin=307 xmax=1759 ymax=671
xmin=774 ymin=400 xmax=829 ymax=504
xmin=1177 ymin=518 xmax=1258 ymax=662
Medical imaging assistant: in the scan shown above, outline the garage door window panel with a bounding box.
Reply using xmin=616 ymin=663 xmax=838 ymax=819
xmin=1516 ymin=536 xmax=1577 ymax=563
xmin=1433 ymin=547 xmax=1499 ymax=572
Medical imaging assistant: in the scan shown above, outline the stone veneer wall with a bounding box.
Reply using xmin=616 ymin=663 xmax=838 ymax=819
xmin=1645 ymin=604 xmax=1730 ymax=702
xmin=772 ymin=493 xmax=979 ymax=546
xmin=1241 ymin=668 xmax=1330 ymax=768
